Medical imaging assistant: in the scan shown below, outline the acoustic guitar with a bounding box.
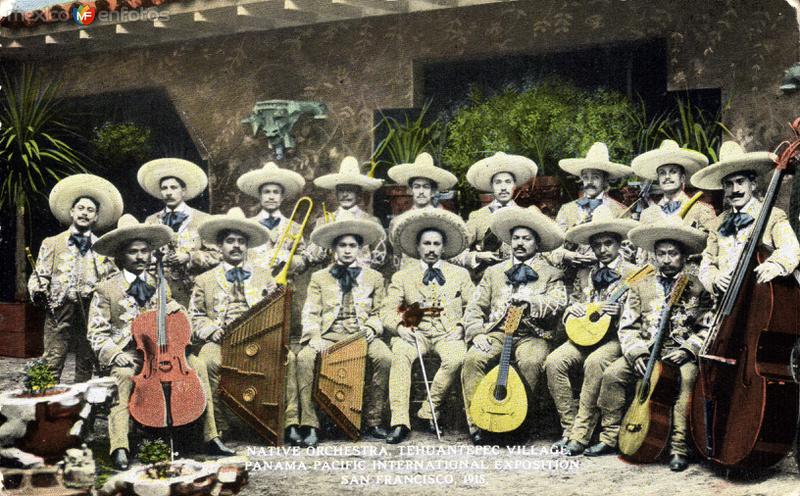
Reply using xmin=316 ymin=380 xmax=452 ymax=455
xmin=565 ymin=264 xmax=655 ymax=347
xmin=469 ymin=304 xmax=528 ymax=433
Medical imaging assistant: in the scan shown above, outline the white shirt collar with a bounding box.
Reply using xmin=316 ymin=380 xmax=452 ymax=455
xmin=599 ymin=255 xmax=622 ymax=270
xmin=488 ymin=199 xmax=517 ymax=212
xmin=69 ymin=225 xmax=93 ymax=238
xmin=658 ymin=190 xmax=688 ymax=206
xmin=734 ymin=197 xmax=759 ymax=214
xmin=255 ymin=209 xmax=285 ymax=221
xmin=336 ymin=205 xmax=363 ymax=217
xmin=419 ymin=259 xmax=443 ymax=271
xmin=123 ymin=269 xmax=147 ymax=284
xmin=163 ymin=202 xmax=189 ymax=214
xmin=511 ymin=254 xmax=537 ymax=268
xmin=222 ymin=261 xmax=247 ymax=272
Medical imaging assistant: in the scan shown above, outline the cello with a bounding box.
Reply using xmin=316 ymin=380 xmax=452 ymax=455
xmin=128 ymin=253 xmax=207 ymax=428
xmin=689 ymin=119 xmax=800 ymax=469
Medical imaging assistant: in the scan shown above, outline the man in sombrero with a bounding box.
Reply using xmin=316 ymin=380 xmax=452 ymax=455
xmin=139 ymin=158 xmax=221 ymax=307
xmin=87 ymin=215 xmax=231 ymax=470
xmin=596 ymin=217 xmax=712 ymax=470
xmin=381 ymin=208 xmax=474 ymax=443
xmin=544 ymin=209 xmax=638 ymax=456
xmin=461 ymin=206 xmax=567 ymax=445
xmin=189 ymin=207 xmax=278 ymax=441
xmin=29 ymin=174 xmax=123 ymax=383
xmin=292 ymin=213 xmax=392 ymax=447
xmin=692 ymin=141 xmax=800 ymax=294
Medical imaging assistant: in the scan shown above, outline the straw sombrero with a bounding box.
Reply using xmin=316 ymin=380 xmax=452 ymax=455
xmin=690 ymin=141 xmax=775 ymax=191
xmin=198 ymin=207 xmax=269 ymax=247
xmin=628 ymin=217 xmax=707 ymax=254
xmin=565 ymin=207 xmax=639 ymax=245
xmin=237 ymin=161 xmax=306 ymax=199
xmin=387 ymin=152 xmax=458 ymax=191
xmin=48 ymin=174 xmax=124 ymax=231
xmin=309 ymin=213 xmax=384 ymax=249
xmin=631 ymin=140 xmax=709 ymax=181
xmin=137 ymin=158 xmax=208 ymax=201
xmin=466 ymin=152 xmax=537 ymax=192
xmin=559 ymin=142 xmax=632 ymax=179
xmin=489 ymin=206 xmax=565 ymax=252
xmin=93 ymin=214 xmax=173 ymax=256
xmin=314 ymin=156 xmax=383 ymax=191
xmin=392 ymin=208 xmax=468 ymax=259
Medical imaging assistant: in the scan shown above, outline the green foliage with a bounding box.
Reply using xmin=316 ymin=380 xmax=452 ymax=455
xmin=137 ymin=439 xmax=173 ymax=479
xmin=370 ymin=102 xmax=445 ymax=177
xmin=22 ymin=359 xmax=57 ymax=395
xmin=91 ymin=121 xmax=153 ymax=167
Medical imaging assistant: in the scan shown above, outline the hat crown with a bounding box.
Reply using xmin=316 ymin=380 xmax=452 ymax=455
xmin=117 ymin=214 xmax=140 ymax=228
xmin=588 ymin=206 xmax=616 ymax=223
xmin=339 ymin=156 xmax=362 ymax=175
xmin=585 ymin=142 xmax=610 ymax=162
xmin=261 ymin=161 xmax=279 ymax=171
xmin=414 ymin=152 xmax=434 ymax=168
xmin=658 ymin=139 xmax=681 ymax=152
xmin=226 ymin=207 xmax=247 ymax=219
xmin=718 ymin=141 xmax=746 ymax=161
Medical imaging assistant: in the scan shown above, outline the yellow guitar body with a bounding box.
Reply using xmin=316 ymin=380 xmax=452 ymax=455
xmin=469 ymin=365 xmax=528 ymax=433
xmin=565 ymin=302 xmax=612 ymax=347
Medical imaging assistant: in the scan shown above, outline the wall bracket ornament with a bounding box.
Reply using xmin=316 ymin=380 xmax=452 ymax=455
xmin=241 ymin=100 xmax=328 ymax=160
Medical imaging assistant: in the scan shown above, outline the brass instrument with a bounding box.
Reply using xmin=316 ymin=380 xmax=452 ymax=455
xmin=322 ymin=202 xmax=334 ymax=224
xmin=268 ymin=196 xmax=314 ymax=285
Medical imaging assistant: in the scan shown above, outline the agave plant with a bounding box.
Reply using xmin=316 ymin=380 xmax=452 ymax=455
xmin=369 ymin=101 xmax=444 ymax=177
xmin=0 ymin=66 xmax=86 ymax=302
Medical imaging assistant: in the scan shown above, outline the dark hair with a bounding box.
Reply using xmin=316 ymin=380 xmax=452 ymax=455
xmin=408 ymin=177 xmax=438 ymax=190
xmin=510 ymin=225 xmax=540 ymax=244
xmin=160 ymin=176 xmax=187 ymax=189
xmin=333 ymin=233 xmax=364 ymax=247
xmin=491 ymin=171 xmax=516 ymax=184
xmin=416 ymin=227 xmax=447 ymax=245
xmin=216 ymin=229 xmax=249 ymax=246
xmin=259 ymin=182 xmax=285 ymax=195
xmin=588 ymin=232 xmax=622 ymax=245
xmin=654 ymin=239 xmax=687 ymax=256
xmin=722 ymin=170 xmax=758 ymax=184
xmin=71 ymin=196 xmax=100 ymax=210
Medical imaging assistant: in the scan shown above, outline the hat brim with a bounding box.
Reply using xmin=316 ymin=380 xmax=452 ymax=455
xmin=49 ymin=174 xmax=124 ymax=231
xmin=137 ymin=159 xmax=208 ymax=200
xmin=310 ymin=219 xmax=383 ymax=249
xmin=392 ymin=209 xmax=468 ymax=259
xmin=467 ymin=155 xmax=537 ymax=192
xmin=566 ymin=219 xmax=639 ymax=245
xmin=236 ymin=167 xmax=305 ymax=199
xmin=690 ymin=152 xmax=775 ymax=190
xmin=558 ymin=160 xmax=632 ymax=179
xmin=628 ymin=222 xmax=707 ymax=254
xmin=388 ymin=164 xmax=458 ymax=191
xmin=313 ymin=173 xmax=383 ymax=191
xmin=198 ymin=217 xmax=269 ymax=247
xmin=93 ymin=224 xmax=173 ymax=257
xmin=631 ymin=149 xmax=708 ymax=181
xmin=489 ymin=206 xmax=564 ymax=252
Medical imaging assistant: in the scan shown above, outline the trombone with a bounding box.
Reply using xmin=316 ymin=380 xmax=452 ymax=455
xmin=269 ymin=196 xmax=314 ymax=286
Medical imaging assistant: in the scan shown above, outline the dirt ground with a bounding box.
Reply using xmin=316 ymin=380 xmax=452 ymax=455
xmin=1 ymin=354 xmax=798 ymax=496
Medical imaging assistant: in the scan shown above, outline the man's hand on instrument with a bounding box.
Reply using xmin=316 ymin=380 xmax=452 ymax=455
xmin=209 ymin=329 xmax=224 ymax=344
xmin=602 ymin=302 xmax=621 ymax=317
xmin=113 ymin=353 xmax=135 ymax=367
xmin=166 ymin=251 xmax=190 ymax=266
xmin=663 ymin=349 xmax=690 ymax=366
xmin=565 ymin=304 xmax=586 ymax=319
xmin=308 ymin=338 xmax=330 ymax=352
xmin=714 ymin=272 xmax=732 ymax=293
xmin=634 ymin=356 xmax=648 ymax=377
xmin=619 ymin=241 xmax=637 ymax=263
xmin=564 ymin=251 xmax=595 ymax=267
xmin=472 ymin=333 xmax=492 ymax=353
xmin=475 ymin=251 xmax=503 ymax=265
xmin=754 ymin=261 xmax=783 ymax=284
xmin=397 ymin=325 xmax=415 ymax=344
xmin=365 ymin=328 xmax=376 ymax=343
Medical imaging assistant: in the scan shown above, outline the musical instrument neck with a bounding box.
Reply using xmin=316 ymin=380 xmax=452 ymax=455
xmin=157 ymin=258 xmax=167 ymax=350
xmin=496 ymin=334 xmax=514 ymax=387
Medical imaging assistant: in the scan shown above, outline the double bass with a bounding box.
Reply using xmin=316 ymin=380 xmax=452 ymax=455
xmin=690 ymin=119 xmax=800 ymax=469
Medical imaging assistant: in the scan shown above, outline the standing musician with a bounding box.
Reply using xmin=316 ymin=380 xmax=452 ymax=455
xmin=545 ymin=210 xmax=638 ymax=455
xmin=382 ymin=209 xmax=474 ymax=443
xmin=596 ymin=217 xmax=712 ymax=470
xmin=189 ymin=208 xmax=278 ymax=441
xmin=294 ymin=214 xmax=392 ymax=447
xmin=139 ymin=158 xmax=221 ymax=307
xmin=461 ymin=206 xmax=567 ymax=445
xmin=692 ymin=141 xmax=800 ymax=293
xmin=29 ymin=174 xmax=123 ymax=383
xmin=87 ymin=215 xmax=231 ymax=471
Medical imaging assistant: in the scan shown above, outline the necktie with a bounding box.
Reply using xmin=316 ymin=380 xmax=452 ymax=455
xmin=661 ymin=200 xmax=682 ymax=215
xmin=576 ymin=197 xmax=602 ymax=213
xmin=592 ymin=266 xmax=620 ymax=290
xmin=68 ymin=233 xmax=92 ymax=256
xmin=260 ymin=216 xmax=281 ymax=230
xmin=658 ymin=276 xmax=675 ymax=295
xmin=423 ymin=266 xmax=446 ymax=286
xmin=126 ymin=277 xmax=155 ymax=307
xmin=718 ymin=211 xmax=755 ymax=237
xmin=162 ymin=210 xmax=189 ymax=232
xmin=330 ymin=265 xmax=362 ymax=294
xmin=505 ymin=263 xmax=539 ymax=288
xmin=225 ymin=267 xmax=252 ymax=284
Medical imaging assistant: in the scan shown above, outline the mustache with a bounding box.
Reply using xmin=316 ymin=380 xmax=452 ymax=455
xmin=729 ymin=193 xmax=745 ymax=199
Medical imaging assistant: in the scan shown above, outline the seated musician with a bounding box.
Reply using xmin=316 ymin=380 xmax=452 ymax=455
xmin=596 ymin=217 xmax=712 ymax=471
xmin=294 ymin=214 xmax=392 ymax=447
xmin=381 ymin=209 xmax=475 ymax=443
xmin=692 ymin=141 xmax=800 ymax=293
xmin=189 ymin=208 xmax=278 ymax=438
xmin=87 ymin=215 xmax=232 ymax=471
xmin=544 ymin=210 xmax=639 ymax=455
xmin=461 ymin=206 xmax=567 ymax=445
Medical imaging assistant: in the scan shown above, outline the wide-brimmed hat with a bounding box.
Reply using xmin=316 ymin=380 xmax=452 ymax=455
xmin=137 ymin=158 xmax=208 ymax=200
xmin=631 ymin=140 xmax=709 ymax=181
xmin=236 ymin=161 xmax=306 ymax=199
xmin=198 ymin=207 xmax=269 ymax=247
xmin=489 ymin=206 xmax=564 ymax=252
xmin=391 ymin=208 xmax=468 ymax=259
xmin=313 ymin=156 xmax=383 ymax=191
xmin=559 ymin=142 xmax=632 ymax=179
xmin=565 ymin=207 xmax=639 ymax=245
xmin=309 ymin=212 xmax=384 ymax=249
xmin=387 ymin=152 xmax=458 ymax=191
xmin=466 ymin=152 xmax=537 ymax=192
xmin=690 ymin=141 xmax=775 ymax=191
xmin=48 ymin=174 xmax=124 ymax=231
xmin=628 ymin=217 xmax=707 ymax=254
xmin=93 ymin=214 xmax=173 ymax=256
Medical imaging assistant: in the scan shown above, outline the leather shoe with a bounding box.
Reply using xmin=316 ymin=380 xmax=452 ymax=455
xmin=564 ymin=440 xmax=585 ymax=456
xmin=364 ymin=425 xmax=389 ymax=439
xmin=112 ymin=448 xmax=129 ymax=471
xmin=207 ymin=437 xmax=236 ymax=456
xmin=385 ymin=425 xmax=410 ymax=444
xmin=426 ymin=419 xmax=441 ymax=436
xmin=303 ymin=427 xmax=319 ymax=448
xmin=583 ymin=442 xmax=616 ymax=457
xmin=669 ymin=454 xmax=689 ymax=472
xmin=470 ymin=429 xmax=487 ymax=446
xmin=285 ymin=425 xmax=303 ymax=446
xmin=551 ymin=437 xmax=569 ymax=451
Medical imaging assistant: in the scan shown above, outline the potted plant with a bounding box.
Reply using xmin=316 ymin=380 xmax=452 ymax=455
xmin=0 ymin=66 xmax=86 ymax=358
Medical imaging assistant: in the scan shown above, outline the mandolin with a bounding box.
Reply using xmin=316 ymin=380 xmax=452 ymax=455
xmin=619 ymin=274 xmax=689 ymax=463
xmin=469 ymin=304 xmax=528 ymax=433
xmin=565 ymin=265 xmax=655 ymax=347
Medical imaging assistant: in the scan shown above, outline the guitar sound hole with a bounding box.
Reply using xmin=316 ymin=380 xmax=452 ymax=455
xmin=493 ymin=385 xmax=507 ymax=401
xmin=589 ymin=312 xmax=601 ymax=323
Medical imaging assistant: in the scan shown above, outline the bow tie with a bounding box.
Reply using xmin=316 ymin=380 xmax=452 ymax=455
xmin=260 ymin=216 xmax=281 ymax=230
xmin=330 ymin=265 xmax=361 ymax=294
xmin=68 ymin=233 xmax=92 ymax=256
xmin=577 ymin=197 xmax=602 ymax=212
xmin=126 ymin=277 xmax=156 ymax=307
xmin=226 ymin=267 xmax=252 ymax=284
xmin=505 ymin=263 xmax=539 ymax=288
xmin=718 ymin=211 xmax=755 ymax=237
xmin=661 ymin=200 xmax=682 ymax=215
xmin=162 ymin=210 xmax=189 ymax=232
xmin=592 ymin=266 xmax=620 ymax=289
xmin=423 ymin=266 xmax=446 ymax=286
